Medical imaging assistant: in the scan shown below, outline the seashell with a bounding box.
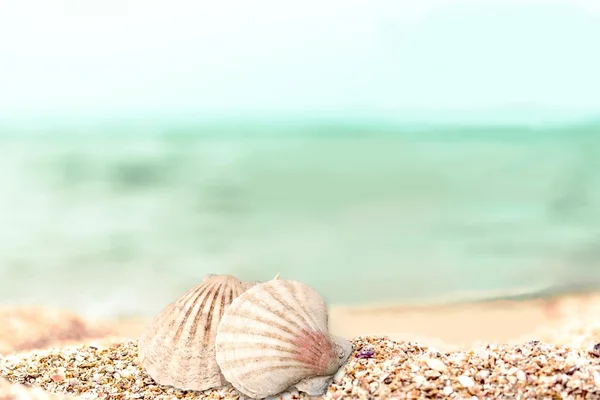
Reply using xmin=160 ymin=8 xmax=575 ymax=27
xmin=138 ymin=273 xmax=277 ymax=391
xmin=215 ymin=279 xmax=353 ymax=398
xmin=293 ymin=334 xmax=353 ymax=395
xmin=293 ymin=375 xmax=334 ymax=396
xmin=239 ymin=272 xmax=280 ymax=292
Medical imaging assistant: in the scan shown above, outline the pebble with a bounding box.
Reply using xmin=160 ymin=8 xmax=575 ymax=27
xmin=424 ymin=358 xmax=447 ymax=372
xmin=457 ymin=375 xmax=475 ymax=388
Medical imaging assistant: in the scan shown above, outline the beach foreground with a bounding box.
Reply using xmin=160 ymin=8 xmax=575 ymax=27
xmin=1 ymin=294 xmax=600 ymax=399
xmin=2 ymin=337 xmax=600 ymax=399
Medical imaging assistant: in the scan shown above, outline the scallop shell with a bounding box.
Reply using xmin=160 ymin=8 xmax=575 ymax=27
xmin=294 ymin=334 xmax=353 ymax=395
xmin=138 ymin=274 xmax=261 ymax=391
xmin=214 ymin=279 xmax=353 ymax=398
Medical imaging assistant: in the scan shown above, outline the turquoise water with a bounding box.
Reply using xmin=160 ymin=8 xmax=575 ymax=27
xmin=1 ymin=122 xmax=600 ymax=317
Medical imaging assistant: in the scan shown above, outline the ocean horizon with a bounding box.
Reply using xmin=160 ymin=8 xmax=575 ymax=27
xmin=1 ymin=120 xmax=600 ymax=318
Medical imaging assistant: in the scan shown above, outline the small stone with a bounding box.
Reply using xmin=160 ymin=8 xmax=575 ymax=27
xmin=457 ymin=375 xmax=475 ymax=388
xmin=356 ymin=348 xmax=375 ymax=359
xmin=424 ymin=370 xmax=441 ymax=378
xmin=50 ymin=367 xmax=66 ymax=382
xmin=68 ymin=378 xmax=80 ymax=387
xmin=424 ymin=358 xmax=447 ymax=372
xmin=593 ymin=371 xmax=600 ymax=385
xmin=589 ymin=343 xmax=600 ymax=357
xmin=476 ymin=369 xmax=490 ymax=381
xmin=413 ymin=375 xmax=427 ymax=387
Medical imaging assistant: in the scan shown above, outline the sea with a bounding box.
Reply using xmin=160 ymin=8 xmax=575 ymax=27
xmin=1 ymin=120 xmax=600 ymax=318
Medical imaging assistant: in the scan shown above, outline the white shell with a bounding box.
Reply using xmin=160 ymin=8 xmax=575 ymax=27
xmin=137 ymin=274 xmax=256 ymax=391
xmin=294 ymin=335 xmax=353 ymax=394
xmin=215 ymin=279 xmax=353 ymax=398
xmin=293 ymin=375 xmax=333 ymax=396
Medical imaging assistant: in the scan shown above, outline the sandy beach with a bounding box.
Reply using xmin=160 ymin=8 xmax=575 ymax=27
xmin=1 ymin=293 xmax=600 ymax=399
xmin=330 ymin=292 xmax=600 ymax=350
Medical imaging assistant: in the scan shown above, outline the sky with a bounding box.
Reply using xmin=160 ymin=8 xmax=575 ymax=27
xmin=1 ymin=0 xmax=600 ymax=124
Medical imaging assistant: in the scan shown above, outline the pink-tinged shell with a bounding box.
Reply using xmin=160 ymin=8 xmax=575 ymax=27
xmin=137 ymin=274 xmax=256 ymax=391
xmin=215 ymin=279 xmax=349 ymax=399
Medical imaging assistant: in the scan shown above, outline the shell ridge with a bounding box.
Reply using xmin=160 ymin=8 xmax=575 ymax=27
xmin=219 ymin=356 xmax=313 ymax=373
xmin=139 ymin=289 xmax=190 ymax=358
xmin=175 ymin=280 xmax=221 ymax=345
xmin=295 ymin=302 xmax=336 ymax=368
xmin=200 ymin=280 xmax=228 ymax=344
xmin=138 ymin=274 xmax=259 ymax=392
xmin=238 ymin=291 xmax=310 ymax=336
xmin=278 ymin=281 xmax=329 ymax=341
xmin=291 ymin=279 xmax=329 ymax=333
xmin=219 ymin=283 xmax=238 ymax=326
xmin=169 ymin=279 xmax=216 ymax=344
xmin=177 ymin=278 xmax=218 ymax=313
xmin=216 ymin=285 xmax=235 ymax=331
xmin=259 ymin=283 xmax=322 ymax=349
xmin=164 ymin=280 xmax=223 ymax=386
xmin=275 ymin=281 xmax=316 ymax=329
xmin=273 ymin=281 xmax=334 ymax=367
xmin=240 ymin=362 xmax=313 ymax=380
xmin=215 ymin=340 xmax=303 ymax=356
xmin=290 ymin=329 xmax=337 ymax=375
xmin=285 ymin=280 xmax=330 ymax=349
xmin=220 ymin=308 xmax=300 ymax=342
xmin=189 ymin=281 xmax=222 ymax=343
xmin=214 ymin=280 xmax=340 ymax=398
xmin=178 ymin=281 xmax=211 ymax=310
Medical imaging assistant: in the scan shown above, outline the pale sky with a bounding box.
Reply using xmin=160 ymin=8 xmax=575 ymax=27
xmin=1 ymin=0 xmax=600 ymax=123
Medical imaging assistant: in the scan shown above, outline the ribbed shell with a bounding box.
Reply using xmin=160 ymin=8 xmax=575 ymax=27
xmin=137 ymin=274 xmax=255 ymax=391
xmin=294 ymin=334 xmax=353 ymax=395
xmin=214 ymin=279 xmax=343 ymax=399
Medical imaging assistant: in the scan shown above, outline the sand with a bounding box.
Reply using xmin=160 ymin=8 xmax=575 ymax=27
xmin=329 ymin=292 xmax=600 ymax=350
xmin=1 ymin=293 xmax=600 ymax=399
xmin=2 ymin=337 xmax=600 ymax=399
xmin=0 ymin=307 xmax=109 ymax=355
xmin=0 ymin=377 xmax=80 ymax=399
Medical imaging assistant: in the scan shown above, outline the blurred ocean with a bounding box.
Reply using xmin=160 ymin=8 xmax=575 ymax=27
xmin=1 ymin=121 xmax=600 ymax=317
